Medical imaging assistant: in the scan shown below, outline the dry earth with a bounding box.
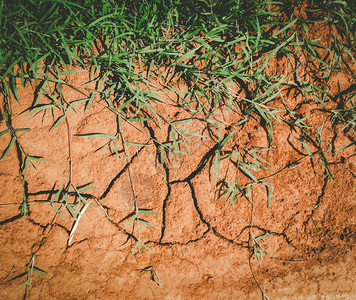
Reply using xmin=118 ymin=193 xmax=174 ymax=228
xmin=0 ymin=52 xmax=355 ymax=300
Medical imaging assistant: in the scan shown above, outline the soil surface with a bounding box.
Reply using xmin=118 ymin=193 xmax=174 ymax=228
xmin=1 ymin=37 xmax=356 ymax=300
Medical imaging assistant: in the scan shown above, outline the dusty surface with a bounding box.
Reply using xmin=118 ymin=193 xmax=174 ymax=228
xmin=0 ymin=41 xmax=356 ymax=300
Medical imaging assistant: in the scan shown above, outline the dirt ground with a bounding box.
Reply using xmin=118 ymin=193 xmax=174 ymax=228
xmin=0 ymin=44 xmax=355 ymax=300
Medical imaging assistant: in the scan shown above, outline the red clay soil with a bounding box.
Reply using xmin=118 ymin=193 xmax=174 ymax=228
xmin=0 ymin=44 xmax=356 ymax=300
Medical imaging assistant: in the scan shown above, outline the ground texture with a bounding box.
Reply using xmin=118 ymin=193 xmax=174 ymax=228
xmin=0 ymin=67 xmax=355 ymax=299
xmin=0 ymin=1 xmax=355 ymax=299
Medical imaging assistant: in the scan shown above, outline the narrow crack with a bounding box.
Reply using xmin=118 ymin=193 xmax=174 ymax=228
xmin=27 ymin=217 xmax=47 ymax=229
xmin=189 ymin=180 xmax=247 ymax=248
xmin=281 ymin=212 xmax=300 ymax=247
xmin=187 ymin=180 xmax=211 ymax=229
xmin=149 ymin=227 xmax=210 ymax=247
xmin=303 ymin=174 xmax=329 ymax=231
xmin=100 ymin=146 xmax=144 ymax=200
xmin=142 ymin=121 xmax=171 ymax=243
xmin=159 ymin=179 xmax=170 ymax=243
xmin=171 ymin=142 xmax=219 ymax=184
xmin=0 ymin=213 xmax=22 ymax=225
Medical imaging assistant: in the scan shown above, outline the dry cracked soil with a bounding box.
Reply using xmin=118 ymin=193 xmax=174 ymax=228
xmin=0 ymin=48 xmax=355 ymax=300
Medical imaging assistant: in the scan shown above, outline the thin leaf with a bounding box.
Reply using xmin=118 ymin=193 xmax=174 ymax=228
xmin=125 ymin=141 xmax=150 ymax=147
xmin=177 ymin=45 xmax=202 ymax=62
xmin=123 ymin=214 xmax=137 ymax=230
xmin=29 ymin=156 xmax=49 ymax=163
xmin=13 ymin=128 xmax=32 ymax=133
xmin=138 ymin=240 xmax=152 ymax=252
xmin=220 ymin=130 xmax=236 ymax=149
xmin=33 ymin=268 xmax=50 ymax=279
xmin=21 ymin=191 xmax=28 ymax=220
xmin=138 ymin=219 xmax=157 ymax=228
xmin=132 ymin=241 xmax=140 ymax=255
xmin=255 ymin=233 xmax=275 ymax=241
xmin=239 ymin=163 xmax=258 ymax=182
xmin=77 ymin=133 xmax=116 ymax=140
xmin=51 ymin=203 xmax=66 ymax=220
xmin=301 ymin=140 xmax=313 ymax=156
xmin=0 ymin=129 xmax=10 ymax=137
xmin=319 ymin=155 xmax=334 ymax=181
xmin=177 ymin=129 xmax=207 ymax=139
xmin=33 ymin=80 xmax=48 ymax=107
xmin=212 ymin=150 xmax=221 ymax=182
xmin=15 ymin=278 xmax=30 ymax=295
xmin=51 ymin=187 xmax=64 ymax=202
xmin=138 ymin=210 xmax=160 ymax=215
xmin=50 ymin=115 xmax=66 ymax=131
xmin=334 ymin=141 xmax=355 ymax=154
xmin=0 ymin=136 xmax=16 ymax=160
xmin=66 ymin=204 xmax=77 ymax=219
xmin=76 ymin=185 xmax=97 ymax=193
xmin=262 ymin=182 xmax=274 ymax=208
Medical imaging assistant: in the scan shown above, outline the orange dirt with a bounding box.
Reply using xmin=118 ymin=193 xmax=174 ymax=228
xmin=0 ymin=48 xmax=355 ymax=300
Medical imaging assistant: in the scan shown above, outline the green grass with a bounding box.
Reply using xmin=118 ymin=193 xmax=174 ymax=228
xmin=0 ymin=0 xmax=355 ymax=297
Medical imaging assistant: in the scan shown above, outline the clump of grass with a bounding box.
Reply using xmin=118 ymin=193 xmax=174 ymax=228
xmin=0 ymin=0 xmax=355 ymax=297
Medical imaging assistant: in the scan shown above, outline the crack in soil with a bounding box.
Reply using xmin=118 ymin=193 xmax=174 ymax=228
xmin=303 ymin=174 xmax=329 ymax=231
xmin=1 ymin=85 xmax=353 ymax=299
xmin=142 ymin=121 xmax=171 ymax=243
xmin=158 ymin=168 xmax=170 ymax=243
xmin=100 ymin=145 xmax=145 ymax=200
xmin=0 ymin=213 xmax=22 ymax=225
